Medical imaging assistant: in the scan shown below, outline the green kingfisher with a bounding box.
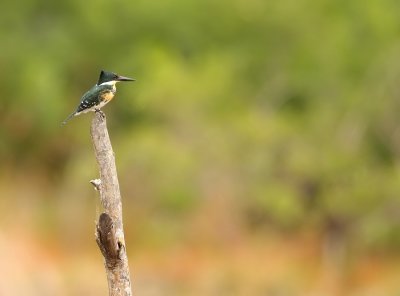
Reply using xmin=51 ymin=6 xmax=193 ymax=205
xmin=62 ymin=70 xmax=135 ymax=125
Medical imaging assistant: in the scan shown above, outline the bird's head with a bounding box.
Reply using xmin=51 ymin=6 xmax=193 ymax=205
xmin=97 ymin=70 xmax=135 ymax=86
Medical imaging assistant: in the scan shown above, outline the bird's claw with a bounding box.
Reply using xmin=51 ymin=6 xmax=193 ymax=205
xmin=95 ymin=109 xmax=106 ymax=119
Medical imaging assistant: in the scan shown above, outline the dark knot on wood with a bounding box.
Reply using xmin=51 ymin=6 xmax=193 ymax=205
xmin=96 ymin=213 xmax=121 ymax=269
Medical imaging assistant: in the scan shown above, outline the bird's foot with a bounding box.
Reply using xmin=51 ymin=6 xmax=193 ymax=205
xmin=95 ymin=109 xmax=106 ymax=119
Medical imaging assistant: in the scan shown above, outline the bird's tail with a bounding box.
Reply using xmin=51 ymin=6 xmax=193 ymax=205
xmin=61 ymin=111 xmax=76 ymax=126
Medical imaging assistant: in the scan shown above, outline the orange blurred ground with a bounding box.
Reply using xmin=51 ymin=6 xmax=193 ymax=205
xmin=0 ymin=225 xmax=399 ymax=296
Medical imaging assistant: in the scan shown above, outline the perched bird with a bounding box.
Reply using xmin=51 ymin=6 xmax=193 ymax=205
xmin=62 ymin=70 xmax=135 ymax=125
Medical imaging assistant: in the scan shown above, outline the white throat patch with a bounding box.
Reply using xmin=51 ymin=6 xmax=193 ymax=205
xmin=98 ymin=80 xmax=118 ymax=86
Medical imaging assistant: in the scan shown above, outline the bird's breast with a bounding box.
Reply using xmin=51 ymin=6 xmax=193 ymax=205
xmin=99 ymin=85 xmax=117 ymax=104
xmin=101 ymin=91 xmax=115 ymax=102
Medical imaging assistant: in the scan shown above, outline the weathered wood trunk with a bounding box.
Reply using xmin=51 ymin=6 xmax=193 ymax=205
xmin=90 ymin=112 xmax=132 ymax=296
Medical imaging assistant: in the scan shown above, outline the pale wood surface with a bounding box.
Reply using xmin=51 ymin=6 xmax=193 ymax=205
xmin=90 ymin=112 xmax=132 ymax=296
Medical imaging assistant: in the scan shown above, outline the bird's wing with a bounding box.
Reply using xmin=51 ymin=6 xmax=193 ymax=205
xmin=75 ymin=85 xmax=104 ymax=113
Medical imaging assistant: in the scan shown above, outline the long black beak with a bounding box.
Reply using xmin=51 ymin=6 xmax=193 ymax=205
xmin=116 ymin=75 xmax=135 ymax=82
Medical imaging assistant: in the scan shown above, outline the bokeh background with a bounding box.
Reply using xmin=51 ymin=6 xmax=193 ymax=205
xmin=1 ymin=0 xmax=400 ymax=295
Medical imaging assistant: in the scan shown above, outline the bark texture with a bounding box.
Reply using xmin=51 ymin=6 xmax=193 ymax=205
xmin=90 ymin=112 xmax=132 ymax=296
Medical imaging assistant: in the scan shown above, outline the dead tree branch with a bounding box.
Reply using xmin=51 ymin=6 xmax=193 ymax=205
xmin=90 ymin=112 xmax=132 ymax=296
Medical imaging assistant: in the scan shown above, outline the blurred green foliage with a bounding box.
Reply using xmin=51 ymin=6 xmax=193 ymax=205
xmin=1 ymin=0 xmax=400 ymax=252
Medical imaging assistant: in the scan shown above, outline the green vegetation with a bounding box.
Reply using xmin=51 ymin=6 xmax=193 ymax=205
xmin=1 ymin=0 xmax=400 ymax=277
